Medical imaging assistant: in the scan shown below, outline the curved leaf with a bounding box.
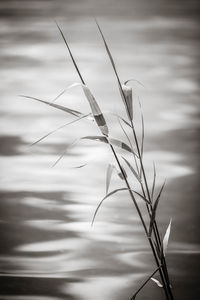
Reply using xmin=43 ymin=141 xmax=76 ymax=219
xmin=81 ymin=135 xmax=137 ymax=156
xmin=30 ymin=114 xmax=90 ymax=146
xmin=92 ymin=188 xmax=132 ymax=226
xmin=109 ymin=138 xmax=138 ymax=156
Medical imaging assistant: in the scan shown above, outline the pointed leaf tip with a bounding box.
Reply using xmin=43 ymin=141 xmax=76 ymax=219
xmin=163 ymin=218 xmax=172 ymax=256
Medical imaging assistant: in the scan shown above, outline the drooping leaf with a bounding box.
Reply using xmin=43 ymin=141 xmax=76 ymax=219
xmin=81 ymin=135 xmax=108 ymax=143
xmin=151 ymin=277 xmax=163 ymax=288
xmin=81 ymin=135 xmax=137 ymax=156
xmin=106 ymin=164 xmax=114 ymax=194
xmin=149 ymin=181 xmax=166 ymax=237
xmin=122 ymin=156 xmax=141 ymax=183
xmin=92 ymin=187 xmax=133 ymax=226
xmin=109 ymin=138 xmax=138 ymax=156
xmin=124 ymin=78 xmax=145 ymax=88
xmin=163 ymin=219 xmax=172 ymax=257
xmin=20 ymin=95 xmax=82 ymax=117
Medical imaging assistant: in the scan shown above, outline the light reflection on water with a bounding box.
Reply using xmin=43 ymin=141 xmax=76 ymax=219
xmin=0 ymin=0 xmax=200 ymax=299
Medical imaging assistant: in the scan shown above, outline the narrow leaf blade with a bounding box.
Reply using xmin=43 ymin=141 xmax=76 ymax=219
xmin=106 ymin=164 xmax=114 ymax=194
xmin=30 ymin=114 xmax=89 ymax=146
xmin=149 ymin=181 xmax=166 ymax=236
xmin=109 ymin=138 xmax=138 ymax=156
xmin=163 ymin=219 xmax=172 ymax=256
xmin=95 ymin=19 xmax=132 ymax=122
xmin=92 ymin=188 xmax=132 ymax=226
xmin=151 ymin=162 xmax=156 ymax=202
xmin=133 ymin=190 xmax=150 ymax=204
xmin=20 ymin=95 xmax=82 ymax=117
xmin=122 ymin=156 xmax=141 ymax=183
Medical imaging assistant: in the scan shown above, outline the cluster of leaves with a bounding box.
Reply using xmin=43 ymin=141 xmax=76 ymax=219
xmin=22 ymin=20 xmax=174 ymax=300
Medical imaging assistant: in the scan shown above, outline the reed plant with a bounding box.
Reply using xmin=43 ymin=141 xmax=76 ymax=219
xmin=22 ymin=21 xmax=174 ymax=300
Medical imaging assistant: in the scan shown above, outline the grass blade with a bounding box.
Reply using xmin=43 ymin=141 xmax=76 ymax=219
xmin=52 ymin=89 xmax=67 ymax=102
xmin=118 ymin=118 xmax=134 ymax=151
xmin=81 ymin=135 xmax=137 ymax=155
xmin=122 ymin=156 xmax=141 ymax=183
xmin=149 ymin=181 xmax=166 ymax=237
xmin=133 ymin=190 xmax=150 ymax=204
xmin=30 ymin=114 xmax=90 ymax=146
xmin=92 ymin=187 xmax=133 ymax=226
xmin=109 ymin=138 xmax=138 ymax=156
xmin=51 ymin=139 xmax=78 ymax=168
xmin=20 ymin=95 xmax=82 ymax=117
xmin=95 ymin=19 xmax=132 ymax=121
xmin=151 ymin=162 xmax=156 ymax=202
xmin=138 ymin=96 xmax=144 ymax=158
xmin=163 ymin=219 xmax=172 ymax=257
xmin=81 ymin=135 xmax=108 ymax=143
xmin=118 ymin=116 xmax=132 ymax=128
xmin=106 ymin=164 xmax=114 ymax=194
xmin=55 ymin=21 xmax=85 ymax=85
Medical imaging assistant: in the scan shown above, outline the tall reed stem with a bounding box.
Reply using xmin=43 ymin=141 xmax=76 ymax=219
xmin=56 ymin=21 xmax=174 ymax=300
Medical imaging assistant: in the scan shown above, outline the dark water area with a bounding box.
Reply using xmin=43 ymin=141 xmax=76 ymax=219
xmin=0 ymin=0 xmax=200 ymax=299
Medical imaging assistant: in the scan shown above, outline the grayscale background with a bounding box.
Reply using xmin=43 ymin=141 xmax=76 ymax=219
xmin=0 ymin=0 xmax=199 ymax=299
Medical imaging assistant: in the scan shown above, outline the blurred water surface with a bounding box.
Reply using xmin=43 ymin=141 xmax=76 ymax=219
xmin=0 ymin=0 xmax=200 ymax=299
